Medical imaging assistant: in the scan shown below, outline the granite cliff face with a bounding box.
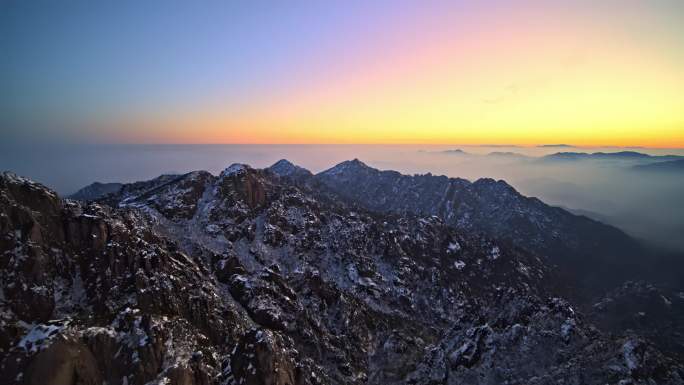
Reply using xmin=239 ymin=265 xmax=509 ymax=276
xmin=1 ymin=163 xmax=682 ymax=385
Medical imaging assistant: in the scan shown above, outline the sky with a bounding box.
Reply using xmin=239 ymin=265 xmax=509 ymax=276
xmin=1 ymin=0 xmax=683 ymax=147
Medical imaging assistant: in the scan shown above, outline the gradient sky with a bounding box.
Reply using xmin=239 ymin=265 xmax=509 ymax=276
xmin=2 ymin=0 xmax=683 ymax=146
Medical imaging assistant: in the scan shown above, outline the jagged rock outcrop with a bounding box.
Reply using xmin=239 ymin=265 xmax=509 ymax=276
xmin=313 ymin=159 xmax=648 ymax=294
xmin=69 ymin=182 xmax=123 ymax=201
xmin=589 ymin=281 xmax=684 ymax=361
xmin=268 ymin=159 xmax=313 ymax=181
xmin=1 ymin=165 xmax=683 ymax=385
xmin=0 ymin=172 xmax=254 ymax=385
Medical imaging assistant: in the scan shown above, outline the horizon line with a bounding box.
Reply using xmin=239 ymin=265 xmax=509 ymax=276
xmin=7 ymin=142 xmax=684 ymax=150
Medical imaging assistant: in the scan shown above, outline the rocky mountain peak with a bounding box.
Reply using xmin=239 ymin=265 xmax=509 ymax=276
xmin=2 ymin=168 xmax=683 ymax=385
xmin=312 ymin=159 xmax=648 ymax=293
xmin=0 ymin=171 xmax=62 ymax=220
xmin=69 ymin=181 xmax=123 ymax=201
xmin=220 ymin=163 xmax=250 ymax=179
xmin=471 ymin=177 xmax=518 ymax=194
xmin=268 ymin=159 xmax=312 ymax=178
xmin=319 ymin=158 xmax=373 ymax=177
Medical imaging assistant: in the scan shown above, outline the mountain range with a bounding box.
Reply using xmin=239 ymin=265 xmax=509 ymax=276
xmin=540 ymin=151 xmax=683 ymax=163
xmin=2 ymin=160 xmax=683 ymax=385
xmin=424 ymin=150 xmax=684 ymax=169
xmin=632 ymin=159 xmax=684 ymax=172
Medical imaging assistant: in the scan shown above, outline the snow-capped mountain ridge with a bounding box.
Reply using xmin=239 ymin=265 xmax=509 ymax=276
xmin=312 ymin=159 xmax=652 ymax=294
xmin=268 ymin=159 xmax=313 ymax=179
xmin=2 ymin=164 xmax=682 ymax=384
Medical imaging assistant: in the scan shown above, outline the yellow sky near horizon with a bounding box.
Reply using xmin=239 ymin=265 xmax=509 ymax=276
xmin=88 ymin=2 xmax=684 ymax=148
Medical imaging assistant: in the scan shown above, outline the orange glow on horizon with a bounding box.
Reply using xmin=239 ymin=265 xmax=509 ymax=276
xmin=102 ymin=4 xmax=684 ymax=149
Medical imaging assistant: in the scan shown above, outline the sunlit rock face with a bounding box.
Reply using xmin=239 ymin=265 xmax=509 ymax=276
xmin=1 ymin=165 xmax=683 ymax=385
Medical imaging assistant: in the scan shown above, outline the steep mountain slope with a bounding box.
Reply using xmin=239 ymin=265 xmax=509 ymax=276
xmin=2 ymin=168 xmax=683 ymax=385
xmin=589 ymin=281 xmax=684 ymax=361
xmin=0 ymin=172 xmax=257 ymax=385
xmin=68 ymin=182 xmax=123 ymax=201
xmin=314 ymin=159 xmax=646 ymax=293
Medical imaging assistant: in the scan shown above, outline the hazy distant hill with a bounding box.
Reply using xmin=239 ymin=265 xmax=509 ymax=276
xmin=541 ymin=151 xmax=683 ymax=162
xmin=537 ymin=144 xmax=574 ymax=148
xmin=486 ymin=151 xmax=530 ymax=158
xmin=437 ymin=148 xmax=469 ymax=155
xmin=632 ymin=159 xmax=684 ymax=172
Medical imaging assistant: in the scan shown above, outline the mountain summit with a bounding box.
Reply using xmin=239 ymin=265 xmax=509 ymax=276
xmin=267 ymin=159 xmax=313 ymax=179
xmin=314 ymin=160 xmax=644 ymax=293
xmin=319 ymin=158 xmax=372 ymax=176
xmin=1 ymin=165 xmax=682 ymax=385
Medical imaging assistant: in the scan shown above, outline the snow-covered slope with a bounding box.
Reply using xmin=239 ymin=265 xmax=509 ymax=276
xmin=1 ymin=167 xmax=683 ymax=385
xmin=314 ymin=159 xmax=647 ymax=293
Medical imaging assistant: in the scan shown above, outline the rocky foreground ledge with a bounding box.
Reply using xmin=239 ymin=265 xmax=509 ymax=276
xmin=0 ymin=164 xmax=682 ymax=385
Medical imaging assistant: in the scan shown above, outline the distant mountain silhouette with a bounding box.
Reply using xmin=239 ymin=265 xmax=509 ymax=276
xmin=486 ymin=151 xmax=529 ymax=158
xmin=541 ymin=151 xmax=683 ymax=162
xmin=437 ymin=148 xmax=469 ymax=155
xmin=632 ymin=158 xmax=684 ymax=172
